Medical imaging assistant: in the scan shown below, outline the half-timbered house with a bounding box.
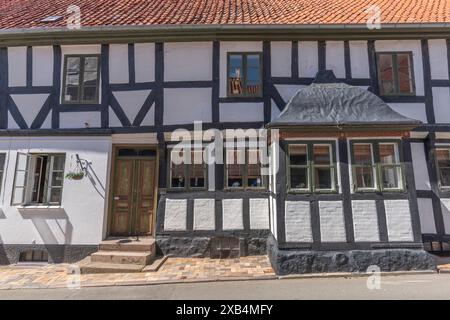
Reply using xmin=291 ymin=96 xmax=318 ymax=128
xmin=0 ymin=0 xmax=447 ymax=274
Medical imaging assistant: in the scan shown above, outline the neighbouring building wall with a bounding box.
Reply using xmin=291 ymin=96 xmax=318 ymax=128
xmin=0 ymin=136 xmax=111 ymax=263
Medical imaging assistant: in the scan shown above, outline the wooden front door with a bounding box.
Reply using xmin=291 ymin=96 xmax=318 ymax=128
xmin=110 ymin=148 xmax=157 ymax=237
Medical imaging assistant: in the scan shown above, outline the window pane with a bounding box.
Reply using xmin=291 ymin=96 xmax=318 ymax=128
xmin=226 ymin=149 xmax=244 ymax=188
xmin=64 ymin=86 xmax=79 ymax=102
xmin=170 ymin=150 xmax=185 ymax=188
xmin=379 ymin=54 xmax=394 ymax=95
xmin=51 ymin=172 xmax=64 ymax=187
xmin=313 ymin=145 xmax=331 ymax=165
xmin=437 ymin=149 xmax=450 ymax=187
xmin=381 ymin=166 xmax=400 ymax=189
xmin=246 ymin=54 xmax=261 ymax=96
xmin=83 ymin=71 xmax=98 ymax=86
xmin=52 ymin=156 xmax=65 ymax=171
xmin=228 ymin=54 xmax=243 ymax=95
xmin=82 ymin=86 xmax=97 ymax=102
xmin=354 ymin=144 xmax=373 ymax=165
xmin=49 ymin=188 xmax=62 ymax=204
xmin=397 ymin=54 xmax=412 ymax=94
xmin=289 ymin=145 xmax=307 ymax=165
xmin=84 ymin=57 xmax=98 ymax=72
xmin=190 ymin=150 xmax=205 ymax=188
xmin=355 ymin=167 xmax=375 ymax=189
xmin=315 ymin=167 xmax=332 ymax=189
xmin=379 ymin=144 xmax=398 ymax=164
xmin=247 ymin=149 xmax=262 ymax=188
xmin=290 ymin=167 xmax=308 ymax=190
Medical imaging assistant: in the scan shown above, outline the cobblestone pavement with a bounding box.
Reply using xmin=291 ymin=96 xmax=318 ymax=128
xmin=0 ymin=256 xmax=276 ymax=290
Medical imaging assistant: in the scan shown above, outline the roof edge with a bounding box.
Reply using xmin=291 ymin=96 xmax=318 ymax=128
xmin=1 ymin=23 xmax=450 ymax=46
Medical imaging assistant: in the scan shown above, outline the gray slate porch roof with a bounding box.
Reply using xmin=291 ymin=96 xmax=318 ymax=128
xmin=267 ymin=81 xmax=421 ymax=129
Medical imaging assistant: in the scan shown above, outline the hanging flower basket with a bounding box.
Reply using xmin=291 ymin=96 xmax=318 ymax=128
xmin=65 ymin=171 xmax=85 ymax=180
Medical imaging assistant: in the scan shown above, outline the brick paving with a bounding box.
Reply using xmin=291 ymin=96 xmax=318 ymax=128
xmin=0 ymin=256 xmax=275 ymax=290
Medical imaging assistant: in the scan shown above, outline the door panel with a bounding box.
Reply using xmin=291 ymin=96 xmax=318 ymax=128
xmin=110 ymin=151 xmax=157 ymax=237
xmin=111 ymin=159 xmax=134 ymax=236
xmin=134 ymin=159 xmax=156 ymax=235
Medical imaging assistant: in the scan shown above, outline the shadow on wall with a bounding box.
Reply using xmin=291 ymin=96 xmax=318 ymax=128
xmin=77 ymin=156 xmax=106 ymax=199
xmin=19 ymin=208 xmax=73 ymax=246
xmin=0 ymin=209 xmax=7 ymax=264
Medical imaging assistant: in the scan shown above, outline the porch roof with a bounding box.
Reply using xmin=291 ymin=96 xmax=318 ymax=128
xmin=267 ymin=80 xmax=421 ymax=129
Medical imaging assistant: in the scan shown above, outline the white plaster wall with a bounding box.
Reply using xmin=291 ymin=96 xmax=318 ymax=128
xmin=429 ymin=39 xmax=449 ymax=80
xmin=271 ymin=41 xmax=291 ymax=77
xmin=418 ymin=198 xmax=436 ymax=234
xmin=164 ymin=88 xmax=212 ymax=125
xmin=135 ymin=43 xmax=155 ymax=83
xmin=388 ymin=103 xmax=427 ymax=123
xmin=220 ymin=42 xmax=262 ymax=97
xmin=109 ymin=44 xmax=129 ymax=84
xmin=32 ymin=46 xmax=53 ymax=86
xmin=219 ymin=102 xmax=264 ymax=122
xmin=351 ymin=200 xmax=379 ymax=242
xmin=249 ymin=198 xmax=269 ymax=230
xmin=271 ymin=100 xmax=281 ymax=120
xmin=165 ymin=42 xmax=212 ymax=82
xmin=193 ymin=199 xmax=215 ymax=231
xmin=349 ymin=41 xmax=370 ymax=78
xmin=285 ymin=201 xmax=312 ymax=242
xmin=433 ymin=87 xmax=450 ymax=123
xmin=60 ymin=112 xmax=101 ymax=129
xmin=113 ymin=90 xmax=152 ymax=124
xmin=440 ymin=199 xmax=450 ymax=234
xmin=384 ymin=200 xmax=414 ymax=242
xmin=375 ymin=40 xmax=424 ymax=96
xmin=411 ymin=142 xmax=431 ymax=190
xmin=8 ymin=46 xmax=27 ymax=87
xmin=222 ymin=199 xmax=243 ymax=230
xmin=7 ymin=112 xmax=20 ymax=129
xmin=164 ymin=199 xmax=187 ymax=231
xmin=319 ymin=201 xmax=346 ymax=242
xmin=298 ymin=41 xmax=318 ymax=78
xmin=10 ymin=94 xmax=50 ymax=128
xmin=326 ymin=41 xmax=345 ymax=78
xmin=0 ymin=136 xmax=111 ymax=245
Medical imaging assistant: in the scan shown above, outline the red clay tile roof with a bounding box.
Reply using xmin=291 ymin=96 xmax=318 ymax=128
xmin=0 ymin=0 xmax=449 ymax=30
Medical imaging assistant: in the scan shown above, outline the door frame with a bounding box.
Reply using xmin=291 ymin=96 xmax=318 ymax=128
xmin=107 ymin=144 xmax=159 ymax=238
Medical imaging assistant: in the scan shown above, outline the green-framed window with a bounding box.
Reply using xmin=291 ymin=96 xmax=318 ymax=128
xmin=286 ymin=142 xmax=337 ymax=193
xmin=168 ymin=147 xmax=207 ymax=191
xmin=11 ymin=153 xmax=66 ymax=206
xmin=62 ymin=55 xmax=100 ymax=104
xmin=350 ymin=141 xmax=404 ymax=192
xmin=227 ymin=53 xmax=262 ymax=97
xmin=436 ymin=147 xmax=450 ymax=190
xmin=225 ymin=147 xmax=266 ymax=189
xmin=376 ymin=52 xmax=415 ymax=96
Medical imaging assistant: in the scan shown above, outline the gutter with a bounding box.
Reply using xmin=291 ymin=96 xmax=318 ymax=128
xmin=0 ymin=23 xmax=450 ymax=46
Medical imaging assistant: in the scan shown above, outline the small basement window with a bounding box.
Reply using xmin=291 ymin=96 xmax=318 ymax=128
xmin=19 ymin=250 xmax=48 ymax=263
xmin=11 ymin=153 xmax=66 ymax=206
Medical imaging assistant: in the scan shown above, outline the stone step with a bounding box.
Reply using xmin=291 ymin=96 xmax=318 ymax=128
xmin=91 ymin=251 xmax=153 ymax=265
xmin=99 ymin=239 xmax=156 ymax=252
xmin=80 ymin=262 xmax=145 ymax=274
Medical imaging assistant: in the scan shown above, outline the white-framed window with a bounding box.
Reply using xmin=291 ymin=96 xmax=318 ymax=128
xmin=350 ymin=141 xmax=404 ymax=192
xmin=11 ymin=153 xmax=66 ymax=206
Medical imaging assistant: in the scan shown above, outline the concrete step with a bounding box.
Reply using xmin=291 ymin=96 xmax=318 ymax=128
xmin=99 ymin=238 xmax=155 ymax=252
xmin=91 ymin=251 xmax=153 ymax=265
xmin=80 ymin=262 xmax=145 ymax=274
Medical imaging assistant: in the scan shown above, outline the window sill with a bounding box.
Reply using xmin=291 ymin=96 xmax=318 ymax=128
xmin=17 ymin=205 xmax=63 ymax=210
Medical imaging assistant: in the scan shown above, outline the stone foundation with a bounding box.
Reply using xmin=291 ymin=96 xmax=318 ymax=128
xmin=0 ymin=244 xmax=98 ymax=265
xmin=267 ymin=236 xmax=437 ymax=275
xmin=156 ymin=236 xmax=268 ymax=257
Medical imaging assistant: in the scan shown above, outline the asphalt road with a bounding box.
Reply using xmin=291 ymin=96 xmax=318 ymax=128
xmin=0 ymin=273 xmax=449 ymax=300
